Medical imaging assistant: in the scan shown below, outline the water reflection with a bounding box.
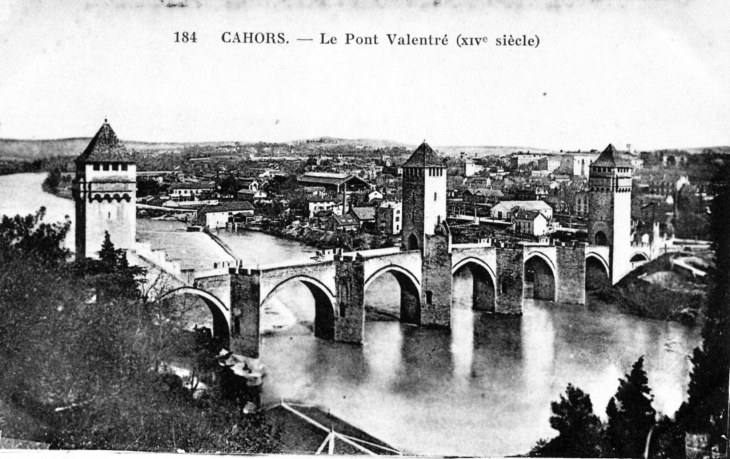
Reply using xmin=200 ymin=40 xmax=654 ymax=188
xmin=260 ymin=272 xmax=701 ymax=456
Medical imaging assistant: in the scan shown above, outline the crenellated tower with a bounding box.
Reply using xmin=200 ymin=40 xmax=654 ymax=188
xmin=73 ymin=120 xmax=136 ymax=259
xmin=587 ymin=144 xmax=633 ymax=284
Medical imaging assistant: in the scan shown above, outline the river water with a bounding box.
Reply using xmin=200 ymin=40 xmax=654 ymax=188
xmin=0 ymin=173 xmax=702 ymax=456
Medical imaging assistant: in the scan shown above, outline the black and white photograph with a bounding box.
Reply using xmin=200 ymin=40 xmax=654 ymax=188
xmin=0 ymin=0 xmax=729 ymax=457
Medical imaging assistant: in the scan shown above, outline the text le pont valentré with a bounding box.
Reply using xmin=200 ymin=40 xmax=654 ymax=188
xmin=219 ymin=32 xmax=540 ymax=48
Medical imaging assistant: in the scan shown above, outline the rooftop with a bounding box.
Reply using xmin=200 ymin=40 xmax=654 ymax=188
xmin=349 ymin=206 xmax=376 ymax=220
xmin=199 ymin=201 xmax=255 ymax=214
xmin=402 ymin=142 xmax=444 ymax=168
xmin=75 ymin=120 xmax=134 ymax=163
xmin=169 ymin=181 xmax=216 ymax=190
xmin=592 ymin=144 xmax=634 ymax=168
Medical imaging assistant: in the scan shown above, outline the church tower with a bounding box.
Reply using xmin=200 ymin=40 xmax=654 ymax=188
xmin=587 ymin=144 xmax=633 ymax=284
xmin=401 ymin=142 xmax=447 ymax=251
xmin=73 ymin=120 xmax=136 ymax=259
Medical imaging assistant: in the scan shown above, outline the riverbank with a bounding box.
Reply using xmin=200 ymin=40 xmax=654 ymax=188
xmin=592 ymin=253 xmax=710 ymax=326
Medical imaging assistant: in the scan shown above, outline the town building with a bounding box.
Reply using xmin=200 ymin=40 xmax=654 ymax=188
xmin=297 ymin=172 xmax=371 ymax=193
xmin=169 ymin=181 xmax=216 ymax=201
xmin=376 ymin=201 xmax=403 ymax=235
xmin=237 ymin=189 xmax=267 ymax=202
xmin=347 ymin=206 xmax=376 ymax=229
xmin=514 ymin=210 xmax=550 ymax=236
xmin=326 ymin=213 xmax=359 ymax=232
xmin=560 ymin=152 xmax=601 ymax=177
xmin=574 ymin=191 xmax=589 ymax=216
xmin=510 ymin=153 xmax=542 ymax=170
xmin=307 ymin=196 xmax=341 ymax=218
xmin=490 ymin=200 xmax=553 ymax=220
xmin=537 ymin=155 xmax=563 ymax=173
xmin=197 ymin=202 xmax=255 ymax=228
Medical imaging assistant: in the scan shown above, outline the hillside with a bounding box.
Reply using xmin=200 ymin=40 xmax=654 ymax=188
xmin=0 ymin=138 xmax=226 ymax=160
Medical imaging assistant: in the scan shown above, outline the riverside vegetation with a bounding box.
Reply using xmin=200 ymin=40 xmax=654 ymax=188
xmin=0 ymin=208 xmax=281 ymax=452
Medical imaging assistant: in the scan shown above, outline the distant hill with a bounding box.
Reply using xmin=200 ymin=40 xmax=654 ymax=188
xmin=0 ymin=138 xmax=221 ymax=161
xmin=435 ymin=145 xmax=551 ymax=157
xmin=293 ymin=137 xmax=410 ymax=149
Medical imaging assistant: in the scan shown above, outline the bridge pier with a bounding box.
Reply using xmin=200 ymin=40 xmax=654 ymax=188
xmin=335 ymin=256 xmax=366 ymax=344
xmin=421 ymin=229 xmax=452 ymax=327
xmin=230 ymin=271 xmax=262 ymax=358
xmin=556 ymin=244 xmax=586 ymax=305
xmin=495 ymin=247 xmax=523 ymax=314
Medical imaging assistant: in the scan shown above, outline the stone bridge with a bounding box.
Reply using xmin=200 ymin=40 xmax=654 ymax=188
xmin=145 ymin=238 xmax=618 ymax=359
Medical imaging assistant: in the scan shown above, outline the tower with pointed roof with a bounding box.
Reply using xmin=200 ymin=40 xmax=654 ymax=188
xmin=401 ymin=142 xmax=447 ymax=251
xmin=588 ymin=144 xmax=633 ymax=284
xmin=72 ymin=120 xmax=136 ymax=258
xmin=400 ymin=142 xmax=452 ymax=328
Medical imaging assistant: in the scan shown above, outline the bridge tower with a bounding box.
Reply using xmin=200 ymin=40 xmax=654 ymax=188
xmin=401 ymin=142 xmax=452 ymax=327
xmin=72 ymin=120 xmax=136 ymax=258
xmin=587 ymin=144 xmax=633 ymax=284
xmin=401 ymin=141 xmax=447 ymax=251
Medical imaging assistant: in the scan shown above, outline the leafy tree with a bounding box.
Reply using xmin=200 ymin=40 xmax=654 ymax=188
xmin=0 ymin=207 xmax=70 ymax=266
xmin=43 ymin=168 xmax=62 ymax=193
xmin=604 ymin=356 xmax=656 ymax=457
xmin=679 ymin=162 xmax=730 ymax=451
xmin=530 ymin=384 xmax=603 ymax=457
xmin=648 ymin=415 xmax=685 ymax=459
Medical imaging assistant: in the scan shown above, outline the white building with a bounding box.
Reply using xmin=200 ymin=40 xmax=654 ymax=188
xmin=490 ymin=200 xmax=553 ymax=220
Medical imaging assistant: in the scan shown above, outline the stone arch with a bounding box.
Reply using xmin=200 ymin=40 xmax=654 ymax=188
xmin=260 ymin=275 xmax=336 ymax=340
xmin=451 ymin=257 xmax=497 ymax=312
xmin=630 ymin=252 xmax=650 ymax=263
xmin=585 ymin=254 xmax=610 ymax=290
xmin=157 ymin=287 xmax=231 ymax=345
xmin=407 ymin=233 xmax=419 ymax=251
xmin=524 ymin=253 xmax=557 ymax=301
xmin=364 ymin=265 xmax=421 ymax=325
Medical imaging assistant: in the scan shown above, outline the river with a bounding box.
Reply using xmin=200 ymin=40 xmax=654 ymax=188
xmin=0 ymin=172 xmax=702 ymax=456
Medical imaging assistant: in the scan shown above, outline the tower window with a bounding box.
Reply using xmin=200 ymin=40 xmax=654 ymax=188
xmin=102 ymin=164 xmax=109 ymax=171
xmin=434 ymin=192 xmax=437 ymax=201
xmin=112 ymin=163 xmax=119 ymax=171
xmin=121 ymin=164 xmax=128 ymax=171
xmin=93 ymin=164 xmax=100 ymax=171
xmin=426 ymin=290 xmax=433 ymax=305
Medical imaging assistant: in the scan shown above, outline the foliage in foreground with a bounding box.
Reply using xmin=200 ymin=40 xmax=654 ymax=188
xmin=0 ymin=208 xmax=280 ymax=452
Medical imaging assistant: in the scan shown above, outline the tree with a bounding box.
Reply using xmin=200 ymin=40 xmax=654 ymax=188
xmin=0 ymin=207 xmax=70 ymax=266
xmin=530 ymin=384 xmax=603 ymax=457
xmin=604 ymin=356 xmax=656 ymax=457
xmin=679 ymin=162 xmax=730 ymax=451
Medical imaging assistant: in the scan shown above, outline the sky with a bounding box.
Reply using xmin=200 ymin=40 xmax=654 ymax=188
xmin=1 ymin=0 xmax=729 ymax=151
